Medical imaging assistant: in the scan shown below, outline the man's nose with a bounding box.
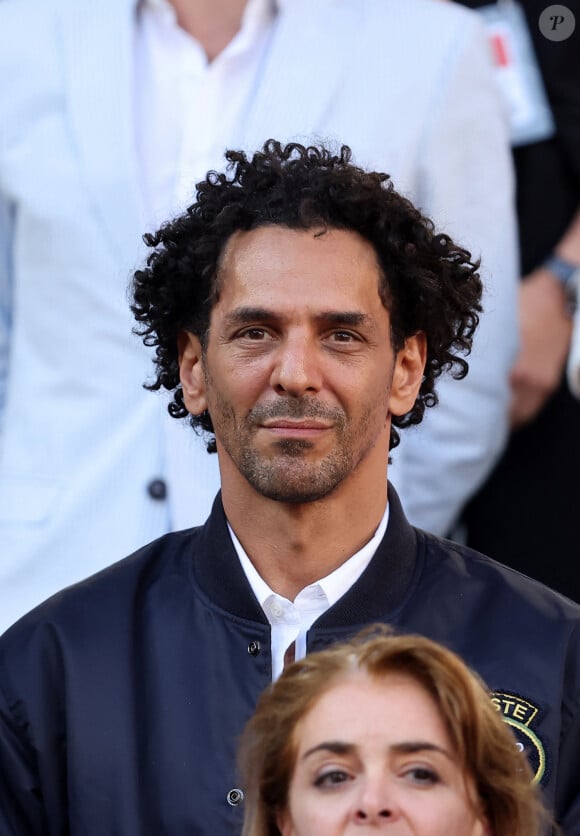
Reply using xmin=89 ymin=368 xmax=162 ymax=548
xmin=269 ymin=334 xmax=323 ymax=396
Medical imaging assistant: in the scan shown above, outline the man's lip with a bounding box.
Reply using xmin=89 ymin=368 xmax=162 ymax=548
xmin=260 ymin=420 xmax=332 ymax=437
xmin=261 ymin=420 xmax=331 ymax=430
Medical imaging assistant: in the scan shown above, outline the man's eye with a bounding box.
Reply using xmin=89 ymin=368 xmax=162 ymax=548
xmin=314 ymin=770 xmax=351 ymax=788
xmin=239 ymin=328 xmax=268 ymax=340
xmin=329 ymin=331 xmax=358 ymax=343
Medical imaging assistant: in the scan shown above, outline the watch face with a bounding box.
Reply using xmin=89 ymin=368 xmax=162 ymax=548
xmin=562 ymin=264 xmax=580 ymax=290
xmin=544 ymin=256 xmax=580 ymax=290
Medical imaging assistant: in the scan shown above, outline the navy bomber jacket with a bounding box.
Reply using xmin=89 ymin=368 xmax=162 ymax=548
xmin=1 ymin=487 xmax=579 ymax=835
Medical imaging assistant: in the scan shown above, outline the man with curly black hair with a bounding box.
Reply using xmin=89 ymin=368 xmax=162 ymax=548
xmin=1 ymin=141 xmax=579 ymax=834
xmin=132 ymin=140 xmax=482 ymax=458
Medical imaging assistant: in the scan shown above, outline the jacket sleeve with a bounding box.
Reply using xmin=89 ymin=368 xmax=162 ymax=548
xmin=551 ymin=621 xmax=580 ymax=835
xmin=389 ymin=14 xmax=519 ymax=535
xmin=556 ymin=709 xmax=580 ymax=834
xmin=0 ymin=191 xmax=14 ymax=437
xmin=0 ymin=674 xmax=48 ymax=834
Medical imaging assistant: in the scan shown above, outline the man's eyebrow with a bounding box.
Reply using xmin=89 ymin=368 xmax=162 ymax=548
xmin=222 ymin=307 xmax=282 ymax=327
xmin=316 ymin=311 xmax=373 ymax=328
xmin=222 ymin=308 xmax=374 ymax=328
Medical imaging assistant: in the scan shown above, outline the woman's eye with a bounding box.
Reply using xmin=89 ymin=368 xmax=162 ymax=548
xmin=314 ymin=770 xmax=351 ymax=788
xmin=404 ymin=766 xmax=440 ymax=786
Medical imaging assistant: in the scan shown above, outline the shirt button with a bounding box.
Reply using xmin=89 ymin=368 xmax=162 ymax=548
xmin=247 ymin=640 xmax=260 ymax=656
xmin=147 ymin=479 xmax=167 ymax=500
xmin=226 ymin=788 xmax=244 ymax=806
xmin=270 ymin=600 xmax=284 ymax=619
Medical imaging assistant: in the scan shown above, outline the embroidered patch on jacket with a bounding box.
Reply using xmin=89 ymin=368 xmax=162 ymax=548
xmin=490 ymin=691 xmax=548 ymax=785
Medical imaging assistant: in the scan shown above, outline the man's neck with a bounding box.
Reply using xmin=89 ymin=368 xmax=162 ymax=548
xmin=220 ymin=454 xmax=390 ymax=601
xmin=168 ymin=0 xmax=249 ymax=61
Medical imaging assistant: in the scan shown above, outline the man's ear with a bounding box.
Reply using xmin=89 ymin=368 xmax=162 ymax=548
xmin=388 ymin=332 xmax=427 ymax=416
xmin=178 ymin=331 xmax=208 ymax=416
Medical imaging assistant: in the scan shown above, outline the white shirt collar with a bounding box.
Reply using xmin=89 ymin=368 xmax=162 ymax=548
xmin=230 ymin=503 xmax=389 ymax=680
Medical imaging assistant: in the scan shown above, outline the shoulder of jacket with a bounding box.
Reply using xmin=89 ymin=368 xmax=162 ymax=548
xmin=418 ymin=527 xmax=580 ymax=619
xmin=0 ymin=528 xmax=199 ymax=654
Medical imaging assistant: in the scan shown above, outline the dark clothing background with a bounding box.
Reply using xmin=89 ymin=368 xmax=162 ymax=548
xmin=458 ymin=0 xmax=580 ymax=599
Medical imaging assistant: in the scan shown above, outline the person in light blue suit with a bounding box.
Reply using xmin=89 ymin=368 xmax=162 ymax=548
xmin=0 ymin=0 xmax=518 ymax=631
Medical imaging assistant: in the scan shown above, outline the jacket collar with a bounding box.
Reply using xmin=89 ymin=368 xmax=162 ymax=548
xmin=193 ymin=485 xmax=418 ymax=625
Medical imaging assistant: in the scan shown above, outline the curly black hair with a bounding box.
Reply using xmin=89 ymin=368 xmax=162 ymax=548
xmin=131 ymin=139 xmax=482 ymax=452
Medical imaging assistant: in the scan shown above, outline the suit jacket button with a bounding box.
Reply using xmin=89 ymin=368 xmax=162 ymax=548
xmin=226 ymin=788 xmax=244 ymax=806
xmin=147 ymin=479 xmax=167 ymax=500
xmin=247 ymin=640 xmax=260 ymax=656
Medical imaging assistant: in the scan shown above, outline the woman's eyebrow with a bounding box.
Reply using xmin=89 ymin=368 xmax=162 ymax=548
xmin=301 ymin=740 xmax=453 ymax=761
xmin=390 ymin=741 xmax=453 ymax=760
xmin=302 ymin=741 xmax=355 ymax=760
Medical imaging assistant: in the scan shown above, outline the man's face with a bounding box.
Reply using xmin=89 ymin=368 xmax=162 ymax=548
xmin=180 ymin=225 xmax=424 ymax=503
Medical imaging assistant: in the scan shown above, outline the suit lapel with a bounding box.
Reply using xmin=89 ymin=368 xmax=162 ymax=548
xmin=241 ymin=0 xmax=358 ymax=146
xmin=59 ymin=0 xmax=144 ymax=261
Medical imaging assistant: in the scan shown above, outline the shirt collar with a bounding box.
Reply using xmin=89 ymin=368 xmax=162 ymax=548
xmin=230 ymin=502 xmax=390 ymax=611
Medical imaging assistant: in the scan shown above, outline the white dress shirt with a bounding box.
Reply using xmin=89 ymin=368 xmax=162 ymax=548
xmin=135 ymin=0 xmax=278 ymax=229
xmin=229 ymin=503 xmax=390 ymax=680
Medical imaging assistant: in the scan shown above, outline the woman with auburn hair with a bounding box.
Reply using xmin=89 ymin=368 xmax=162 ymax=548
xmin=238 ymin=628 xmax=547 ymax=836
